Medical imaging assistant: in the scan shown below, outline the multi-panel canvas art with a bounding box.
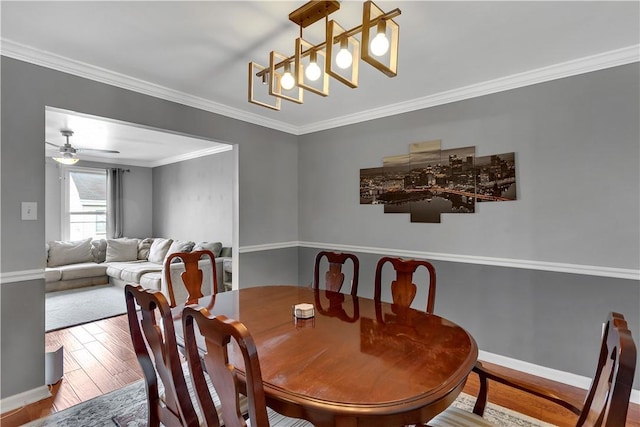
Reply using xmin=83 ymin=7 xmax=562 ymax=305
xmin=360 ymin=140 xmax=517 ymax=223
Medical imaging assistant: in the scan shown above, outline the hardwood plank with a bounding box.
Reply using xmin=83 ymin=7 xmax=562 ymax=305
xmin=94 ymin=330 xmax=136 ymax=359
xmin=81 ymin=320 xmax=106 ymax=336
xmin=53 ymin=328 xmax=86 ymax=352
xmin=83 ymin=339 xmax=135 ymax=375
xmin=62 ymin=368 xmax=102 ymax=402
xmin=49 ymin=379 xmax=82 ymax=412
xmin=67 ymin=324 xmax=96 ymax=344
xmin=70 ymin=348 xmax=131 ymax=394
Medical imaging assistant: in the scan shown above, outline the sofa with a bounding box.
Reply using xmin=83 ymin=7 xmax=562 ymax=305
xmin=45 ymin=237 xmax=231 ymax=302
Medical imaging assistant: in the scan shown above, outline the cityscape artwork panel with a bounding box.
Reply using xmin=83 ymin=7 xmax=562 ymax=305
xmin=360 ymin=139 xmax=517 ymax=223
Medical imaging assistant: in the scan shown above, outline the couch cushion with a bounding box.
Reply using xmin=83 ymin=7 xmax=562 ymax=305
xmin=105 ymin=260 xmax=145 ymax=280
xmin=164 ymin=240 xmax=196 ymax=264
xmin=137 ymin=238 xmax=153 ymax=260
xmin=45 ymin=268 xmax=62 ymax=283
xmin=148 ymin=238 xmax=173 ymax=263
xmin=140 ymin=271 xmax=162 ymax=290
xmin=58 ymin=262 xmax=108 ymax=281
xmin=106 ymin=238 xmax=140 ymax=262
xmin=120 ymin=262 xmax=163 ymax=283
xmin=193 ymin=241 xmax=223 ymax=258
xmin=47 ymin=238 xmax=93 ymax=267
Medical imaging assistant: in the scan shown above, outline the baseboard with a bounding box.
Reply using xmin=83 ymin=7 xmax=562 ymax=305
xmin=0 ymin=385 xmax=51 ymax=413
xmin=479 ymin=350 xmax=640 ymax=404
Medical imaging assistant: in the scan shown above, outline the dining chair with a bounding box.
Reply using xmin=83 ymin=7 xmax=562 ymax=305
xmin=374 ymin=257 xmax=436 ymax=313
xmin=165 ymin=249 xmax=217 ymax=307
xmin=313 ymin=251 xmax=359 ymax=295
xmin=428 ymin=311 xmax=637 ymax=427
xmin=124 ymin=284 xmax=200 ymax=427
xmin=182 ymin=305 xmax=314 ymax=427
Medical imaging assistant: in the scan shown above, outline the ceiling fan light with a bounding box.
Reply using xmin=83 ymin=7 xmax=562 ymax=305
xmin=53 ymin=156 xmax=79 ymax=165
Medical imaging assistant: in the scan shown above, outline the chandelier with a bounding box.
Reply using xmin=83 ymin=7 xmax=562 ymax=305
xmin=248 ymin=0 xmax=400 ymax=110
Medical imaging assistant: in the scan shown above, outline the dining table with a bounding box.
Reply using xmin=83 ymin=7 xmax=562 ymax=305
xmin=173 ymin=285 xmax=478 ymax=427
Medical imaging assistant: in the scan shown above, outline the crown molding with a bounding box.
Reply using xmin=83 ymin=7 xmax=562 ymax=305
xmin=0 ymin=39 xmax=298 ymax=135
xmin=1 ymin=39 xmax=638 ymax=136
xmin=297 ymin=45 xmax=640 ymax=134
xmin=146 ymin=144 xmax=233 ymax=167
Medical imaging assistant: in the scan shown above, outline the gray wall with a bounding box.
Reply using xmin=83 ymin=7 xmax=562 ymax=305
xmin=152 ymin=150 xmax=233 ymax=246
xmin=45 ymin=159 xmax=153 ymax=241
xmin=1 ymin=55 xmax=638 ymax=402
xmin=298 ymin=65 xmax=639 ymax=270
xmin=297 ymin=64 xmax=640 ymax=387
xmin=0 ymin=57 xmax=298 ymax=399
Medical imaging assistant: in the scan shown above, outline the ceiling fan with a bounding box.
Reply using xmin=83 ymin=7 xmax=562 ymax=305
xmin=46 ymin=129 xmax=120 ymax=165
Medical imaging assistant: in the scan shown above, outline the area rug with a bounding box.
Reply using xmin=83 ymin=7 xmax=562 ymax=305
xmin=24 ymin=372 xmax=555 ymax=427
xmin=45 ymin=285 xmax=127 ymax=332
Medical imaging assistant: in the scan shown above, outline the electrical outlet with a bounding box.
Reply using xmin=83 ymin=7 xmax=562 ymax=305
xmin=21 ymin=202 xmax=37 ymax=220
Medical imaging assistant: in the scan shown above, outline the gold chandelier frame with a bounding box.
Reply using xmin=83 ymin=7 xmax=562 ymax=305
xmin=249 ymin=0 xmax=401 ymax=111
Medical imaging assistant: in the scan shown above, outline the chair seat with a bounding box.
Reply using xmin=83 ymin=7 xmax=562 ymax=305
xmin=428 ymin=406 xmax=494 ymax=427
xmin=247 ymin=407 xmax=313 ymax=426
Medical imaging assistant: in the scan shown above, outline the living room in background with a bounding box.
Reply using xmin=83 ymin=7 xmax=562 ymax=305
xmin=61 ymin=166 xmax=107 ymax=241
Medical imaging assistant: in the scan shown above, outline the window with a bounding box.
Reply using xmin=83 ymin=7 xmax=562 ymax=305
xmin=62 ymin=167 xmax=107 ymax=241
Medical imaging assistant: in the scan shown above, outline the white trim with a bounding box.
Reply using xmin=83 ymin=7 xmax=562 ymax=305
xmin=4 ymin=241 xmax=638 ymax=284
xmin=146 ymin=144 xmax=233 ymax=168
xmin=238 ymin=241 xmax=640 ymax=280
xmin=0 ymin=39 xmax=298 ymax=135
xmin=1 ymin=38 xmax=637 ymax=136
xmin=239 ymin=241 xmax=300 ymax=253
xmin=0 ymin=269 xmax=45 ymax=284
xmin=0 ymin=385 xmax=51 ymax=413
xmin=479 ymin=350 xmax=640 ymax=405
xmin=298 ymin=45 xmax=640 ymax=134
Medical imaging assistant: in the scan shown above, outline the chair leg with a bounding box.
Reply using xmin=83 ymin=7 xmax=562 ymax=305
xmin=472 ymin=367 xmax=489 ymax=416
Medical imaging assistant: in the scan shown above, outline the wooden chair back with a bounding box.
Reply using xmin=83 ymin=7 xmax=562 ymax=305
xmin=313 ymin=251 xmax=359 ymax=295
xmin=467 ymin=312 xmax=637 ymax=427
xmin=577 ymin=311 xmax=636 ymax=426
xmin=374 ymin=257 xmax=436 ymax=313
xmin=165 ymin=249 xmax=217 ymax=307
xmin=182 ymin=306 xmax=269 ymax=427
xmin=124 ymin=284 xmax=199 ymax=427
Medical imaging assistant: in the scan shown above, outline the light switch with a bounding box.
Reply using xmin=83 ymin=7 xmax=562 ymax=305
xmin=21 ymin=202 xmax=37 ymax=220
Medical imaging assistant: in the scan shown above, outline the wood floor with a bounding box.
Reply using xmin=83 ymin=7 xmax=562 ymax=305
xmin=1 ymin=313 xmax=638 ymax=427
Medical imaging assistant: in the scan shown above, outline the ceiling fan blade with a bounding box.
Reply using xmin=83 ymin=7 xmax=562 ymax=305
xmin=45 ymin=141 xmax=62 ymax=148
xmin=76 ymin=148 xmax=120 ymax=154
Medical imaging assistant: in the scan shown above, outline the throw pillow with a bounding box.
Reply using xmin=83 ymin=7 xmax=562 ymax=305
xmin=91 ymin=239 xmax=108 ymax=263
xmin=164 ymin=240 xmax=196 ymax=264
xmin=105 ymin=238 xmax=139 ymax=262
xmin=193 ymin=241 xmax=223 ymax=257
xmin=148 ymin=238 xmax=174 ymax=263
xmin=137 ymin=238 xmax=153 ymax=260
xmin=47 ymin=238 xmax=93 ymax=267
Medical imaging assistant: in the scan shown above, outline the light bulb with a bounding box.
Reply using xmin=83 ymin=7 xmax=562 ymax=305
xmin=370 ymin=19 xmax=390 ymax=57
xmin=370 ymin=33 xmax=389 ymax=56
xmin=280 ymin=63 xmax=295 ymax=90
xmin=335 ymin=48 xmax=352 ymax=69
xmin=305 ymin=62 xmax=321 ymax=81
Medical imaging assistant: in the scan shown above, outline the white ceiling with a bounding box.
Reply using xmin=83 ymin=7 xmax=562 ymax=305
xmin=2 ymin=1 xmax=639 ymax=166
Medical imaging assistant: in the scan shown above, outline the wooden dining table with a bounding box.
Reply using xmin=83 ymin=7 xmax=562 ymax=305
xmin=173 ymin=285 xmax=478 ymax=427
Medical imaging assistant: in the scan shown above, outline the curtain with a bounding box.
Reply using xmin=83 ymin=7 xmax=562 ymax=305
xmin=107 ymin=168 xmax=125 ymax=239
